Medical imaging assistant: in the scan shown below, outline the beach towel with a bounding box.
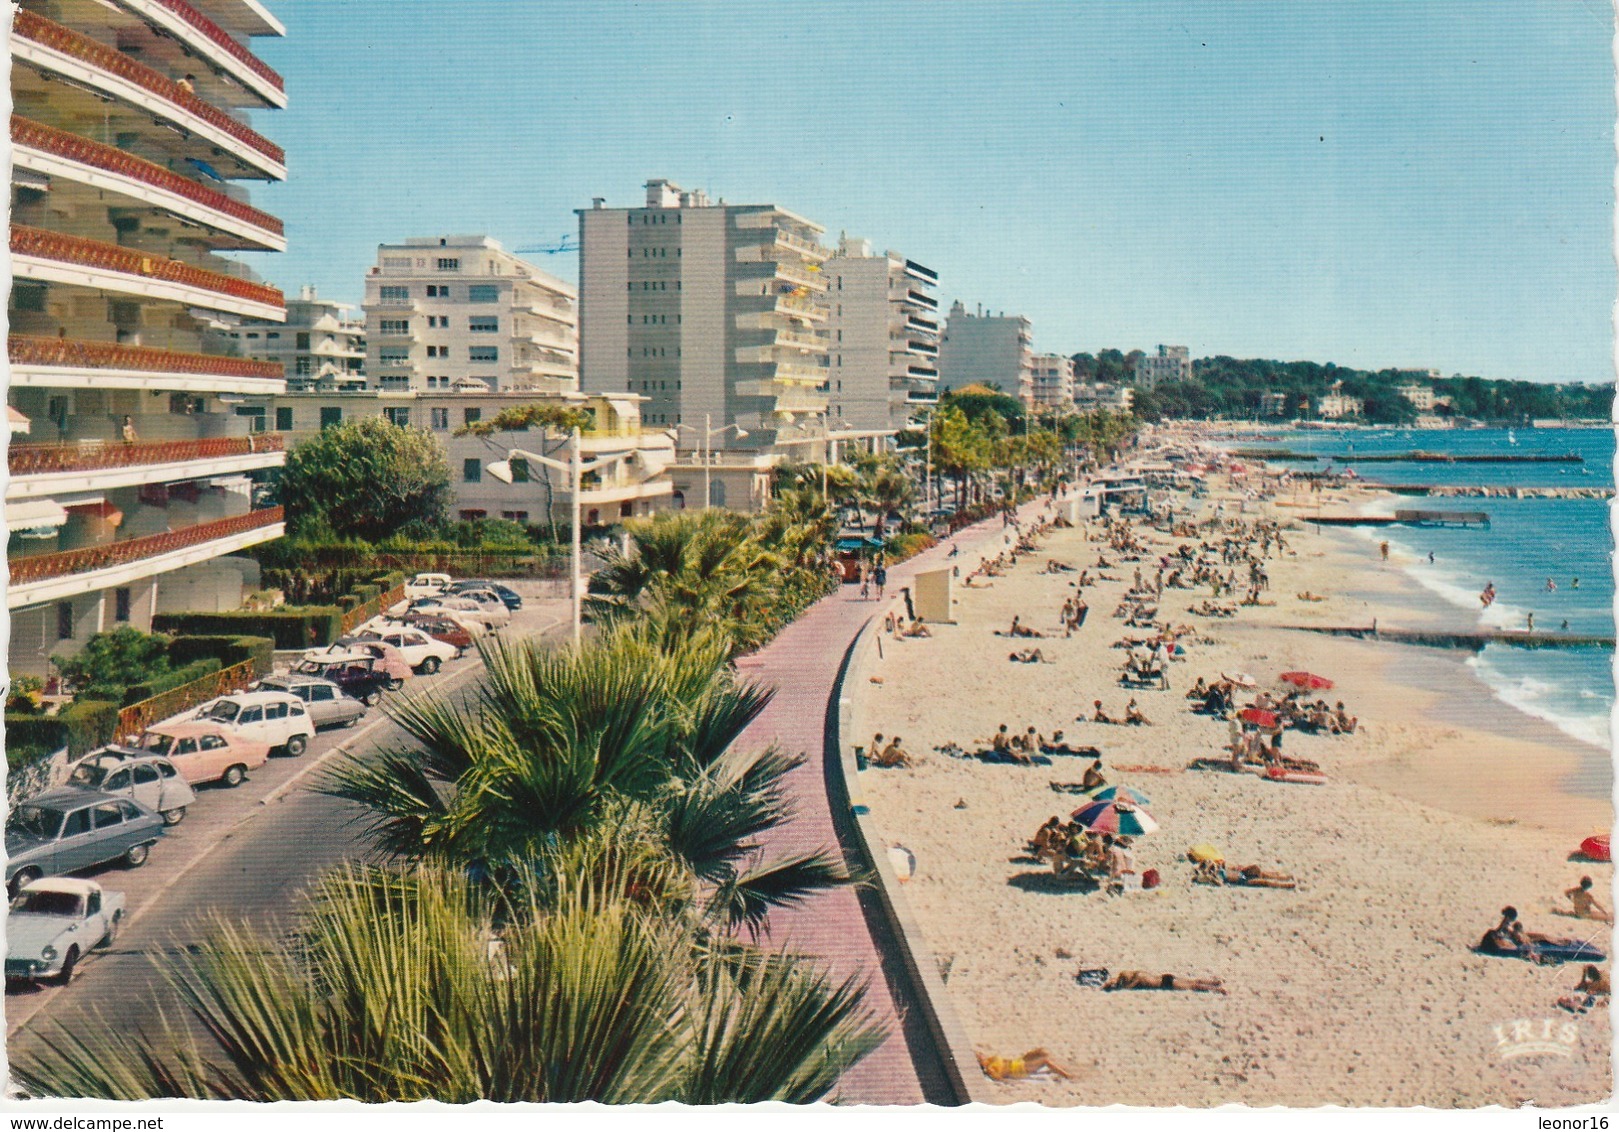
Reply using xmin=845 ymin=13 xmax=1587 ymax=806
xmin=977 ymin=751 xmax=1052 ymax=766
xmin=1075 ymin=968 xmax=1110 ymax=987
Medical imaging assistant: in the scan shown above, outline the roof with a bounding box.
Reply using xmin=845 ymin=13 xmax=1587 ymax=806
xmin=24 ymin=787 xmax=122 ymax=808
xmin=205 ymin=690 xmax=300 ymax=707
xmin=16 ymin=877 xmax=101 ymax=896
xmin=144 ymin=720 xmax=231 ymax=737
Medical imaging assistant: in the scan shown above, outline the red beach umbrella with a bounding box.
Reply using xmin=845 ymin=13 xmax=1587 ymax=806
xmin=1238 ymin=707 xmax=1279 ymax=728
xmin=1279 ymin=671 xmax=1334 ymax=691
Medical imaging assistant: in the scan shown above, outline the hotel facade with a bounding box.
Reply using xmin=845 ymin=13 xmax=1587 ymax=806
xmin=822 ymin=236 xmax=940 ymax=432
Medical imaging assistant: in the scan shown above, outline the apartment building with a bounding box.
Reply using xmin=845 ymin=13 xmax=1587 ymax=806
xmin=1395 ymin=382 xmax=1439 ymax=412
xmin=937 ymin=302 xmax=1034 ymax=404
xmin=1028 ymin=353 xmax=1075 ymax=410
xmin=1132 ymin=345 xmax=1192 ymax=390
xmin=228 ymin=286 xmax=364 ymax=390
xmin=1071 ymin=382 xmax=1134 ymax=414
xmin=577 ymin=179 xmax=834 ymax=461
xmin=362 ymin=236 xmax=577 ymax=394
xmin=242 ymin=389 xmax=675 ymax=527
xmin=7 ymin=0 xmax=290 ymax=675
xmin=822 ymin=236 xmax=941 ymax=431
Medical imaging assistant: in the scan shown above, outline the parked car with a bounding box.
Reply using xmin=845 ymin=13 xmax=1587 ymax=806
xmin=446 ymin=579 xmax=523 ymax=610
xmin=194 ymin=691 xmax=316 ymax=756
xmin=412 ymin=596 xmax=505 ymax=632
xmin=442 ymin=590 xmax=512 ymax=629
xmin=6 ymin=878 xmax=125 ymax=983
xmin=5 ymin=790 xmax=165 ymax=897
xmin=403 ymin=599 xmax=491 ymax=639
xmin=304 ymin=639 xmax=411 ymax=686
xmin=252 ymin=674 xmax=367 ymax=730
xmin=67 ymin=753 xmax=195 ymax=826
xmin=355 ymin=626 xmax=458 ymax=673
xmin=404 ymin=572 xmax=453 ymax=599
xmin=396 ymin=613 xmax=475 ymax=654
xmin=136 ymin=721 xmax=270 ymax=788
xmin=291 ymin=652 xmax=392 ymax=707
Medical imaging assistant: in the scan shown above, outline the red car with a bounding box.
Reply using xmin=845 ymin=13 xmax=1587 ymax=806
xmin=399 ymin=613 xmax=475 ymax=653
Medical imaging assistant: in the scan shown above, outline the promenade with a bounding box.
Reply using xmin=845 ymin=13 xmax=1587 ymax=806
xmin=735 ymin=501 xmax=1044 ymax=1105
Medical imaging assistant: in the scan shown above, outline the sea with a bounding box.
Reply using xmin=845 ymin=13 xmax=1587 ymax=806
xmin=1271 ymin=426 xmax=1614 ymax=751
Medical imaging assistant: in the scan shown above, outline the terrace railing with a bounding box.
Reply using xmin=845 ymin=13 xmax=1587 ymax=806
xmin=12 ymin=10 xmax=284 ymax=166
xmin=11 ymin=116 xmax=284 ymax=239
xmin=144 ymin=0 xmax=285 ymax=97
xmin=9 ymin=434 xmax=285 ymax=477
xmin=11 ymin=225 xmax=284 ymax=309
xmin=9 ymin=335 xmax=283 ymax=381
xmin=115 ymin=657 xmax=265 ymax=742
xmin=8 ymin=507 xmax=284 ymax=586
xmin=339 ymin=583 xmax=407 ymax=633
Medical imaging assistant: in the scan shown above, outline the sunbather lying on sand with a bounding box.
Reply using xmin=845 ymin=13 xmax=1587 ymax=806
xmin=1004 ymin=616 xmax=1044 ymax=638
xmin=977 ymin=1048 xmax=1072 ymax=1081
xmin=1009 ymin=648 xmax=1050 ymax=664
xmin=1296 ymin=591 xmax=1327 ymax=602
xmin=1193 ymin=860 xmax=1298 ymax=888
xmin=1104 ymin=970 xmax=1228 ymax=995
xmin=1041 ymin=731 xmax=1101 ymax=757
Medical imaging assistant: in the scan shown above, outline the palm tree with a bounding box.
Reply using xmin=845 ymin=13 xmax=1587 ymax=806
xmin=12 ymin=863 xmax=883 ymax=1103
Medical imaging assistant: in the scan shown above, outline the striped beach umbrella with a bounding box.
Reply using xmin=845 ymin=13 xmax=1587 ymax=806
xmin=1070 ymin=797 xmax=1160 ymax=837
xmin=1079 ymin=784 xmax=1153 ymax=808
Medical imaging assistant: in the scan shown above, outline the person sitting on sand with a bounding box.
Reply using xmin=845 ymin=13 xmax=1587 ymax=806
xmin=991 ymin=725 xmax=1013 ymax=754
xmin=900 ymin=618 xmax=932 ymax=639
xmin=1107 ymin=835 xmax=1136 ymax=881
xmin=1577 ymin=964 xmax=1610 ymax=997
xmin=977 ymin=1048 xmax=1073 ymax=1081
xmin=1029 ymin=816 xmax=1064 ymax=862
xmin=1007 ymin=615 xmax=1044 ymax=639
xmin=1089 ymin=700 xmax=1117 ymax=725
xmin=1186 ymin=676 xmax=1210 ymax=701
xmin=1566 ymin=876 xmax=1613 ymax=923
xmin=1080 ymin=757 xmax=1107 ymax=791
xmin=1124 ymin=698 xmax=1152 ymax=726
xmin=1012 ymin=727 xmax=1038 ymax=756
xmin=1104 ymin=970 xmax=1227 ymax=995
xmin=870 ymin=736 xmax=916 ymax=768
xmin=1332 ymin=703 xmax=1357 ymax=734
xmin=1053 ymin=823 xmax=1090 ymax=876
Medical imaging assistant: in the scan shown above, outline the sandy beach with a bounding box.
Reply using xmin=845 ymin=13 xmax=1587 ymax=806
xmin=850 ymin=470 xmax=1613 ymax=1106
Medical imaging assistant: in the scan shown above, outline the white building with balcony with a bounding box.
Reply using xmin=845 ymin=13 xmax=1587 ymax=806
xmin=821 ymin=235 xmax=939 ymax=432
xmin=7 ymin=0 xmax=289 ymax=676
xmin=1071 ymin=382 xmax=1134 ymax=414
xmin=229 ymin=286 xmax=364 ymax=390
xmin=1029 ymin=353 xmax=1075 ymax=410
xmin=937 ymin=302 xmax=1034 ymax=404
xmin=1132 ymin=345 xmax=1192 ymax=390
xmin=362 ymin=236 xmax=577 ymax=394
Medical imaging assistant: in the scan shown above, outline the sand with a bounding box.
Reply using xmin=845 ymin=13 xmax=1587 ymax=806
xmin=850 ymin=475 xmax=1613 ymax=1107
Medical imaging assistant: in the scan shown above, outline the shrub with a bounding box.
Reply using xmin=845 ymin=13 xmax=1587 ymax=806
xmin=52 ymin=627 xmax=171 ymax=697
xmin=886 ymin=532 xmax=937 ymax=563
xmin=6 ymin=675 xmax=46 ymax=715
xmin=153 ymin=609 xmax=344 ymax=650
xmin=166 ymin=635 xmax=276 ymax=674
xmin=13 ymin=699 xmax=128 ymax=757
xmin=122 ymin=658 xmax=222 ymax=705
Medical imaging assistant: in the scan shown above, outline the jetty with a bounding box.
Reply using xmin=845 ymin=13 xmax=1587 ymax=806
xmin=1303 ymin=509 xmax=1490 ymax=529
xmin=1237 ymin=450 xmax=1585 ymax=465
xmin=1288 ymin=626 xmax=1615 ymax=651
xmin=1374 ymin=484 xmax=1612 ymax=501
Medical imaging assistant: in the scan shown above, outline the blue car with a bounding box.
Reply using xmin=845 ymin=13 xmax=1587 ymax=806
xmin=6 ymin=789 xmax=165 ymax=897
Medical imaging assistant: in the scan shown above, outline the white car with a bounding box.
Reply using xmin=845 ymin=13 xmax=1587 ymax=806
xmin=416 ymin=596 xmax=506 ymax=632
xmin=448 ymin=589 xmax=513 ymax=628
xmin=66 ymin=753 xmax=197 ymax=826
xmin=6 ymin=878 xmax=124 ymax=983
xmin=194 ymin=691 xmax=316 ymax=757
xmin=404 ymin=572 xmax=453 ymax=599
xmin=356 ymin=626 xmax=458 ymax=674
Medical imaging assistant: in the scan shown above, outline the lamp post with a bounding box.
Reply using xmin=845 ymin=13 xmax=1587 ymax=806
xmin=674 ymin=415 xmax=747 ymax=510
xmin=486 ymin=429 xmax=638 ymax=644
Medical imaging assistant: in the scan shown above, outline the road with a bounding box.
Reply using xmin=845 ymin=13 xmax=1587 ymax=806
xmin=5 ymin=590 xmax=568 ymax=1062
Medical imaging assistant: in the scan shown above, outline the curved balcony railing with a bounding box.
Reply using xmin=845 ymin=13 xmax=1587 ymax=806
xmin=10 ymin=335 xmax=283 ymax=381
xmin=12 ymin=116 xmax=284 ymax=239
xmin=146 ymin=0 xmax=285 ymax=97
xmin=11 ymin=225 xmax=284 ymax=310
xmin=9 ymin=434 xmax=285 ymax=477
xmin=13 ymin=10 xmax=284 ymax=168
xmin=8 ymin=507 xmax=284 ymax=586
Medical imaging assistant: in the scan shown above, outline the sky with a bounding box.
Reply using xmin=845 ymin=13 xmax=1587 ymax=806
xmin=249 ymin=1 xmax=1616 ymax=384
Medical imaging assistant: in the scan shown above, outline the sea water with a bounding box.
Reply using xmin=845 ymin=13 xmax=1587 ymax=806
xmin=1274 ymin=427 xmax=1614 ymax=751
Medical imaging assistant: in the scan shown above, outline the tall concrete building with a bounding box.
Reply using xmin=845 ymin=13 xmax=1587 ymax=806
xmin=229 ymin=286 xmax=364 ymax=391
xmin=1132 ymin=345 xmax=1192 ymax=390
xmin=937 ymin=302 xmax=1034 ymax=404
xmin=822 ymin=236 xmax=941 ymax=431
xmin=7 ymin=0 xmax=289 ymax=675
xmin=1028 ymin=353 xmax=1075 ymax=410
xmin=576 ymin=179 xmax=832 ymax=452
xmin=362 ymin=236 xmax=576 ymax=394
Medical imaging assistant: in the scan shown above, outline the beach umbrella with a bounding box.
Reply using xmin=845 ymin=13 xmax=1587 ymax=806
xmin=1279 ymin=671 xmax=1334 ymax=691
xmin=1238 ymin=707 xmax=1279 ymax=728
xmin=1070 ymin=798 xmax=1160 ymax=837
xmin=1077 ymin=784 xmax=1152 ymax=808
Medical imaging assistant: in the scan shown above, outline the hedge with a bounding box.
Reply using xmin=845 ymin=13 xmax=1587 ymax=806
xmin=153 ymin=608 xmax=344 ymax=650
xmin=6 ymin=698 xmax=123 ymax=759
xmin=166 ymin=634 xmax=275 ymax=674
xmin=122 ymin=658 xmax=222 ymax=705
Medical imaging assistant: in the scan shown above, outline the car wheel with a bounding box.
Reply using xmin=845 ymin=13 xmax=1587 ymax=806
xmin=386 ymin=677 xmax=404 ymax=692
xmin=57 ymin=945 xmax=80 ymax=984
xmin=8 ymin=867 xmax=42 ymax=898
xmin=419 ymin=656 xmax=441 ymax=675
xmin=363 ymin=690 xmax=382 ymax=707
xmin=102 ymin=912 xmax=122 ymax=949
xmin=123 ymin=842 xmax=151 ymax=868
xmin=161 ymin=807 xmax=186 ymax=826
xmin=284 ymin=734 xmax=308 ymax=757
xmin=221 ymin=764 xmax=247 ymax=788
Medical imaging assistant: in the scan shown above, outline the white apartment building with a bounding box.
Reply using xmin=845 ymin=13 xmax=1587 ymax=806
xmin=822 ymin=236 xmax=941 ymax=432
xmin=7 ymin=0 xmax=289 ymax=675
xmin=1071 ymin=382 xmax=1133 ymax=414
xmin=362 ymin=236 xmax=577 ymax=394
xmin=1317 ymin=390 xmax=1365 ymax=419
xmin=936 ymin=302 xmax=1034 ymax=404
xmin=1396 ymin=382 xmax=1438 ymax=412
xmin=1132 ymin=345 xmax=1192 ymax=390
xmin=577 ymin=179 xmax=833 ymax=467
xmin=1028 ymin=353 xmax=1075 ymax=410
xmin=228 ymin=286 xmax=364 ymax=390
xmin=242 ymin=389 xmax=676 ymax=528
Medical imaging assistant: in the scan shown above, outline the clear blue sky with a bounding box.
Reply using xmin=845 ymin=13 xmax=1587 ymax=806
xmin=250 ymin=1 xmax=1614 ymax=383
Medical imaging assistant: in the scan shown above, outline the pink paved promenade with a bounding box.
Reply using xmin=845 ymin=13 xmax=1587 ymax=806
xmin=735 ymin=504 xmax=1045 ymax=1105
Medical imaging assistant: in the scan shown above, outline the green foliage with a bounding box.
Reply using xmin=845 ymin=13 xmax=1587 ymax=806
xmin=6 ymin=675 xmax=45 ymax=715
xmin=121 ymin=659 xmax=222 ymax=706
xmin=153 ymin=609 xmax=344 ymax=650
xmin=280 ymin=416 xmax=451 ymax=542
xmin=166 ymin=635 xmax=276 ymax=675
xmin=453 ymin=402 xmax=593 ymax=438
xmin=53 ymin=628 xmax=170 ymax=698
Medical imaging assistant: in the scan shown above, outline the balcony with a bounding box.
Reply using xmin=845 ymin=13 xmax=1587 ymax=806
xmin=11 ymin=225 xmax=284 ymax=320
xmin=11 ymin=10 xmax=285 ymax=179
xmin=8 ymin=506 xmax=284 ymax=609
xmin=120 ymin=0 xmax=287 ymax=108
xmin=9 ymin=335 xmax=284 ymax=395
xmin=900 ymin=289 xmax=939 ymax=311
xmin=771 ymin=361 xmax=830 ymax=385
xmin=8 ymin=435 xmax=285 ymax=499
xmin=903 ymin=260 xmax=939 ymax=285
xmin=734 ymin=382 xmax=828 ymax=413
xmin=904 ymin=315 xmax=939 ymax=334
xmin=12 ymin=116 xmax=285 ymax=251
xmin=905 ymin=339 xmax=940 ymax=358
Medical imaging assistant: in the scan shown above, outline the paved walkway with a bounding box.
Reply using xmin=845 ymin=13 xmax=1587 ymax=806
xmin=736 ymin=503 xmax=1047 ymax=1104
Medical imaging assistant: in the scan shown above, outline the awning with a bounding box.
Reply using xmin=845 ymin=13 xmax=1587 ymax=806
xmin=7 ymin=499 xmax=68 ymax=535
xmin=8 ymin=406 xmax=30 ymax=435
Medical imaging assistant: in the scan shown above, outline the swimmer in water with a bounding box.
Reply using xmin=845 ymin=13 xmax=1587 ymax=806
xmin=1546 ymin=577 xmax=1557 ymax=592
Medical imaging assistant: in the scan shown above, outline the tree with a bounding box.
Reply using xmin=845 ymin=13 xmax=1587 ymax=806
xmin=279 ymin=417 xmax=450 ymax=543
xmin=53 ymin=627 xmax=169 ymax=696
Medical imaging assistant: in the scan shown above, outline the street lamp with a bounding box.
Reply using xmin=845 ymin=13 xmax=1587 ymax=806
xmin=672 ymin=414 xmax=747 ymax=510
xmin=486 ymin=428 xmax=639 ymax=645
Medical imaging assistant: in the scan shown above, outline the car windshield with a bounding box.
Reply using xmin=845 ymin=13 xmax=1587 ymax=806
xmin=141 ymin=733 xmax=175 ymax=757
xmin=201 ymin=701 xmax=240 ymax=723
xmin=10 ymin=890 xmax=83 ymax=916
xmin=68 ymin=763 xmax=109 ymax=788
xmin=7 ymin=805 xmax=63 ymax=840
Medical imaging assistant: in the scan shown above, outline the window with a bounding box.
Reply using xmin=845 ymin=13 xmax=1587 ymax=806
xmin=276 ymin=407 xmax=293 ymax=431
xmin=426 ymin=284 xmax=451 ymax=298
xmin=379 ymin=285 xmax=409 ymax=301
xmin=114 ymin=588 xmax=131 ymax=623
xmin=62 ymin=809 xmax=91 ymax=838
xmin=469 ymin=284 xmax=499 ymax=303
xmin=469 ymin=316 xmax=498 ymax=333
xmin=500 ymin=510 xmax=530 ymax=522
xmin=310 ymin=685 xmax=334 ymax=702
xmin=469 ymin=346 xmax=499 ymax=363
xmin=459 ymin=509 xmax=487 ymax=521
xmin=56 ymin=602 xmax=73 ymax=641
xmin=295 ymin=332 xmax=311 ymax=350
xmin=235 ymin=407 xmax=267 ymax=433
xmin=199 ymin=735 xmax=228 ymax=750
xmin=105 ymin=769 xmax=131 ymax=792
xmin=426 ymin=346 xmax=443 ymax=358
xmin=379 ymin=319 xmax=409 ymax=334
xmin=379 ymin=348 xmax=410 ymax=365
xmin=509 ymin=457 xmax=530 ymax=483
xmin=266 ymin=331 xmax=281 ymax=339
xmin=430 ymin=408 xmax=449 ymax=430
xmin=383 ymin=257 xmax=411 ymax=271
xmin=320 ymin=407 xmax=343 ymax=430
xmin=463 ymin=408 xmax=481 ymax=427
xmin=380 ymin=376 xmax=410 ymax=391
xmin=92 ymin=803 xmax=124 ymax=830
xmin=239 ymin=707 xmax=264 ymax=725
xmin=294 ymin=357 xmax=313 ymax=376
xmin=463 ymin=459 xmax=482 ymax=483
xmin=437 ymin=258 xmax=461 ymax=271
xmin=384 ymin=407 xmax=410 ymax=427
